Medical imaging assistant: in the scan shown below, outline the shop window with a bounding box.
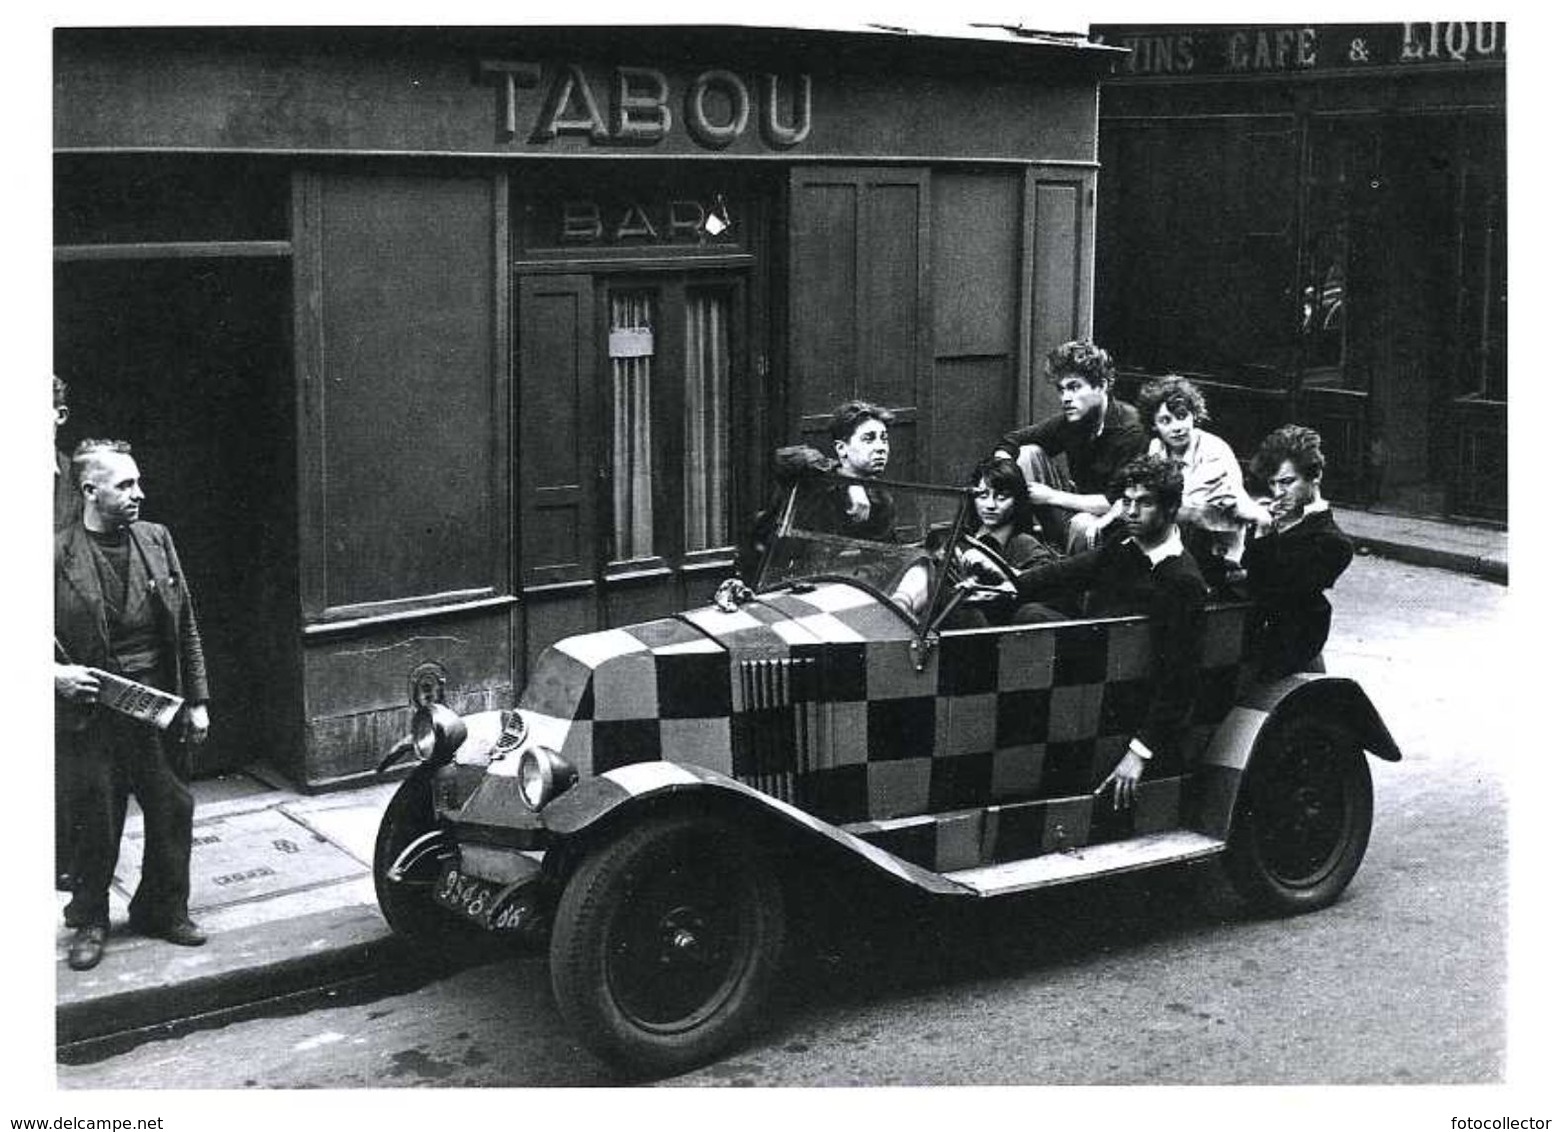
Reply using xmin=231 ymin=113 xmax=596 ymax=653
xmin=1299 ymin=118 xmax=1377 ymax=394
xmin=1458 ymin=124 xmax=1506 ymax=402
xmin=607 ymin=283 xmax=735 ymax=562
xmin=610 ymin=291 xmax=657 ymax=561
xmin=683 ymin=290 xmax=732 ymax=551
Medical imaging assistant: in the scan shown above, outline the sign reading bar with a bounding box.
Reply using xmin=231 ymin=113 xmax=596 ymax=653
xmin=479 ymin=61 xmax=812 ymax=151
xmin=1098 ymin=22 xmax=1505 ymax=78
xmin=521 ymin=192 xmax=745 ymax=252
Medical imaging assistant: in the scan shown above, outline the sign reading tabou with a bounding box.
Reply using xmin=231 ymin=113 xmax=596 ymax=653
xmin=479 ymin=61 xmax=812 ymax=151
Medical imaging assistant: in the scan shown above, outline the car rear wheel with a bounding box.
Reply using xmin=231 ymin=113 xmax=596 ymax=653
xmin=1220 ymin=714 xmax=1374 ymax=915
xmin=373 ymin=768 xmax=488 ymax=951
xmin=549 ymin=813 xmax=785 ymax=1077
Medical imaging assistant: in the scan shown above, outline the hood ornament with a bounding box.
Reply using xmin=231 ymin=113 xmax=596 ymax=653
xmin=713 ymin=576 xmax=756 ymax=613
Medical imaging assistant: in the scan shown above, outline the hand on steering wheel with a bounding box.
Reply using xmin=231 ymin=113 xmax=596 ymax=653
xmin=951 ymin=535 xmax=1020 ymax=605
xmin=955 ymin=534 xmax=1019 ymax=585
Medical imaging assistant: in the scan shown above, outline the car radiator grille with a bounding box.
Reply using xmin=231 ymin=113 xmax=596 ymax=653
xmin=734 ymin=656 xmax=818 ymax=803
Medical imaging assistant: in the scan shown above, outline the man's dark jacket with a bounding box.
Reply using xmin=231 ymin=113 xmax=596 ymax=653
xmin=997 ymin=400 xmax=1148 ymax=496
xmin=1243 ymin=508 xmax=1354 ymax=679
xmin=1013 ymin=536 xmax=1208 ymax=759
xmin=55 ymin=521 xmax=210 ymax=731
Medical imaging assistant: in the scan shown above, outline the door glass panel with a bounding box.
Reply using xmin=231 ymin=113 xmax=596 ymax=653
xmin=1299 ymin=119 xmax=1393 ymax=394
xmin=684 ymin=289 xmax=731 ymax=551
xmin=610 ymin=291 xmax=655 ymax=561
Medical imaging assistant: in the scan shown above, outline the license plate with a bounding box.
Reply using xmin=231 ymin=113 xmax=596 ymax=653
xmin=432 ymin=861 xmax=502 ymax=925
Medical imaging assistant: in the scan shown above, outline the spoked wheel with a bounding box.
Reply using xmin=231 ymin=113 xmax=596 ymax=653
xmin=1220 ymin=715 xmax=1374 ymax=915
xmin=373 ymin=768 xmax=488 ymax=952
xmin=549 ymin=813 xmax=785 ymax=1077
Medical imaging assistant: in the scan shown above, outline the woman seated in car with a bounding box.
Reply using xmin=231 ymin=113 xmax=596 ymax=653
xmin=944 ymin=456 xmax=1055 ymax=627
xmin=1136 ymin=374 xmax=1268 ymax=587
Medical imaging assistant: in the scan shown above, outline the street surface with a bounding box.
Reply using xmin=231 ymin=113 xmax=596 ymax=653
xmin=57 ymin=553 xmax=1510 ymax=1087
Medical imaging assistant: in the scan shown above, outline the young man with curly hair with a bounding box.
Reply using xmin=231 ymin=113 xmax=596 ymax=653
xmin=993 ymin=340 xmax=1147 ymax=554
xmin=1243 ymin=424 xmax=1356 ymax=680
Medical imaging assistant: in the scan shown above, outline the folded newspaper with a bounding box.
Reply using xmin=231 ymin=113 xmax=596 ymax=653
xmin=94 ymin=671 xmax=185 ymax=731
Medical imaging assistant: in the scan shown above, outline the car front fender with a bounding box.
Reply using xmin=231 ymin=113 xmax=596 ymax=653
xmin=540 ymin=760 xmax=972 ymax=897
xmin=1195 ymin=673 xmax=1401 ymax=838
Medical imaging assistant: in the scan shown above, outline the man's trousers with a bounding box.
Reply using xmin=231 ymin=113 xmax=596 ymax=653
xmin=59 ymin=710 xmax=194 ymax=930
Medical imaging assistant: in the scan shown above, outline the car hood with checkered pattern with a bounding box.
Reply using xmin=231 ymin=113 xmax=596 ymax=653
xmin=452 ymin=580 xmax=911 ymax=791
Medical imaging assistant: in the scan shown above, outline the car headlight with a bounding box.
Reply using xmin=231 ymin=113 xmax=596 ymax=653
xmin=410 ymin=703 xmax=468 ymax=766
xmin=518 ymin=746 xmax=578 ymax=811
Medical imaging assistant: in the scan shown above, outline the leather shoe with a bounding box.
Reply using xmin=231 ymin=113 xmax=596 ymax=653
xmin=67 ymin=925 xmax=107 ymax=971
xmin=131 ymin=916 xmax=208 ymax=947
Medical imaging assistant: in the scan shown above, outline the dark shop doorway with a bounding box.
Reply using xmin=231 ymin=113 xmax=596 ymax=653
xmin=54 ymin=256 xmax=300 ymax=777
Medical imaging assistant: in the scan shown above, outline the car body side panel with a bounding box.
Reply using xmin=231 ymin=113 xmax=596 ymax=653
xmin=455 ymin=591 xmax=1259 ymax=867
xmin=541 ymin=760 xmax=975 ymax=896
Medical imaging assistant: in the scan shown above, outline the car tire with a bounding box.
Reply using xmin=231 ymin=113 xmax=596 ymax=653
xmin=1219 ymin=714 xmax=1374 ymax=916
xmin=549 ymin=812 xmax=786 ymax=1077
xmin=373 ymin=768 xmax=489 ymax=951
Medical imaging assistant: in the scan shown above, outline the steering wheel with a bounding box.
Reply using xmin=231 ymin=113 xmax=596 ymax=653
xmin=952 ymin=533 xmax=1020 ymax=588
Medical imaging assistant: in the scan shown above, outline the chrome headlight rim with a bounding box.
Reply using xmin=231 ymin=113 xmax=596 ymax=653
xmin=518 ymin=745 xmax=578 ymax=811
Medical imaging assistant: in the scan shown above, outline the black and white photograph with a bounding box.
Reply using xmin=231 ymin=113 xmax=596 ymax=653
xmin=17 ymin=2 xmax=1548 ymax=1126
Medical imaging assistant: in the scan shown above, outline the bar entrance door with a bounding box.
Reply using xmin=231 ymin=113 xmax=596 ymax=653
xmin=515 ymin=268 xmax=749 ymax=670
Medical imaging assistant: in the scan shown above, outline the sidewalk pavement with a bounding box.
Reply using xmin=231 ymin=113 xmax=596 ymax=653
xmin=1333 ymin=506 xmax=1508 ymax=583
xmin=54 ymin=505 xmax=1508 ymax=1050
xmin=56 ymin=774 xmax=409 ymax=1048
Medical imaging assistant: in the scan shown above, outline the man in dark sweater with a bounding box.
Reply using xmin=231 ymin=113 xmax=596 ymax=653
xmin=1244 ymin=425 xmax=1355 ymax=680
xmin=994 ymin=341 xmax=1147 ymax=554
xmin=55 ymin=440 xmax=212 ymax=971
xmin=972 ymin=453 xmax=1209 ymax=810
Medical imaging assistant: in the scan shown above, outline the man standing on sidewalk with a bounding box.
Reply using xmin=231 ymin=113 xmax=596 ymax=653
xmin=55 ymin=439 xmax=212 ymax=971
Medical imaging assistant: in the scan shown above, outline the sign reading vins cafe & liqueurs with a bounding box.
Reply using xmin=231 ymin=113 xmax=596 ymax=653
xmin=1103 ymin=22 xmax=1505 ymax=78
xmin=478 ymin=61 xmax=812 ymax=150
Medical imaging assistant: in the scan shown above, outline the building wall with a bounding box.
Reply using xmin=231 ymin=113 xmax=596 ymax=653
xmin=1091 ymin=22 xmax=1506 ymax=522
xmin=55 ymin=27 xmax=1115 ymax=787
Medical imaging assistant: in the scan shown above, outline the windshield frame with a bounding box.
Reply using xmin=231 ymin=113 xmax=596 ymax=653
xmin=756 ymin=472 xmax=976 ymax=635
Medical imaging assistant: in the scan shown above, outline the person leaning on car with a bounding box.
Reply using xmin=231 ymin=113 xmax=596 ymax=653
xmin=965 ymin=453 xmax=1209 ymax=810
xmin=793 ymin=399 xmax=899 ymax=541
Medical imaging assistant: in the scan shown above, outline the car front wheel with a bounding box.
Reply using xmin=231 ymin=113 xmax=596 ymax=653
xmin=549 ymin=812 xmax=786 ymax=1077
xmin=1220 ymin=714 xmax=1374 ymax=915
xmin=373 ymin=768 xmax=488 ymax=952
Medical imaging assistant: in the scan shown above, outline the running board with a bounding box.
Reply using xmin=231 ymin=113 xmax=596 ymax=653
xmin=941 ymin=830 xmax=1226 ymax=897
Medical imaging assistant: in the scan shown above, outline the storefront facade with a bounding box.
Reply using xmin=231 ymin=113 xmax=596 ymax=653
xmin=1091 ymin=22 xmax=1506 ymax=523
xmin=55 ymin=26 xmax=1116 ymax=787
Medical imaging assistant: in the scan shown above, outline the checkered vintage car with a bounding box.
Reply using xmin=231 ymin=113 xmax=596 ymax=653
xmin=373 ymin=473 xmax=1399 ymax=1077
